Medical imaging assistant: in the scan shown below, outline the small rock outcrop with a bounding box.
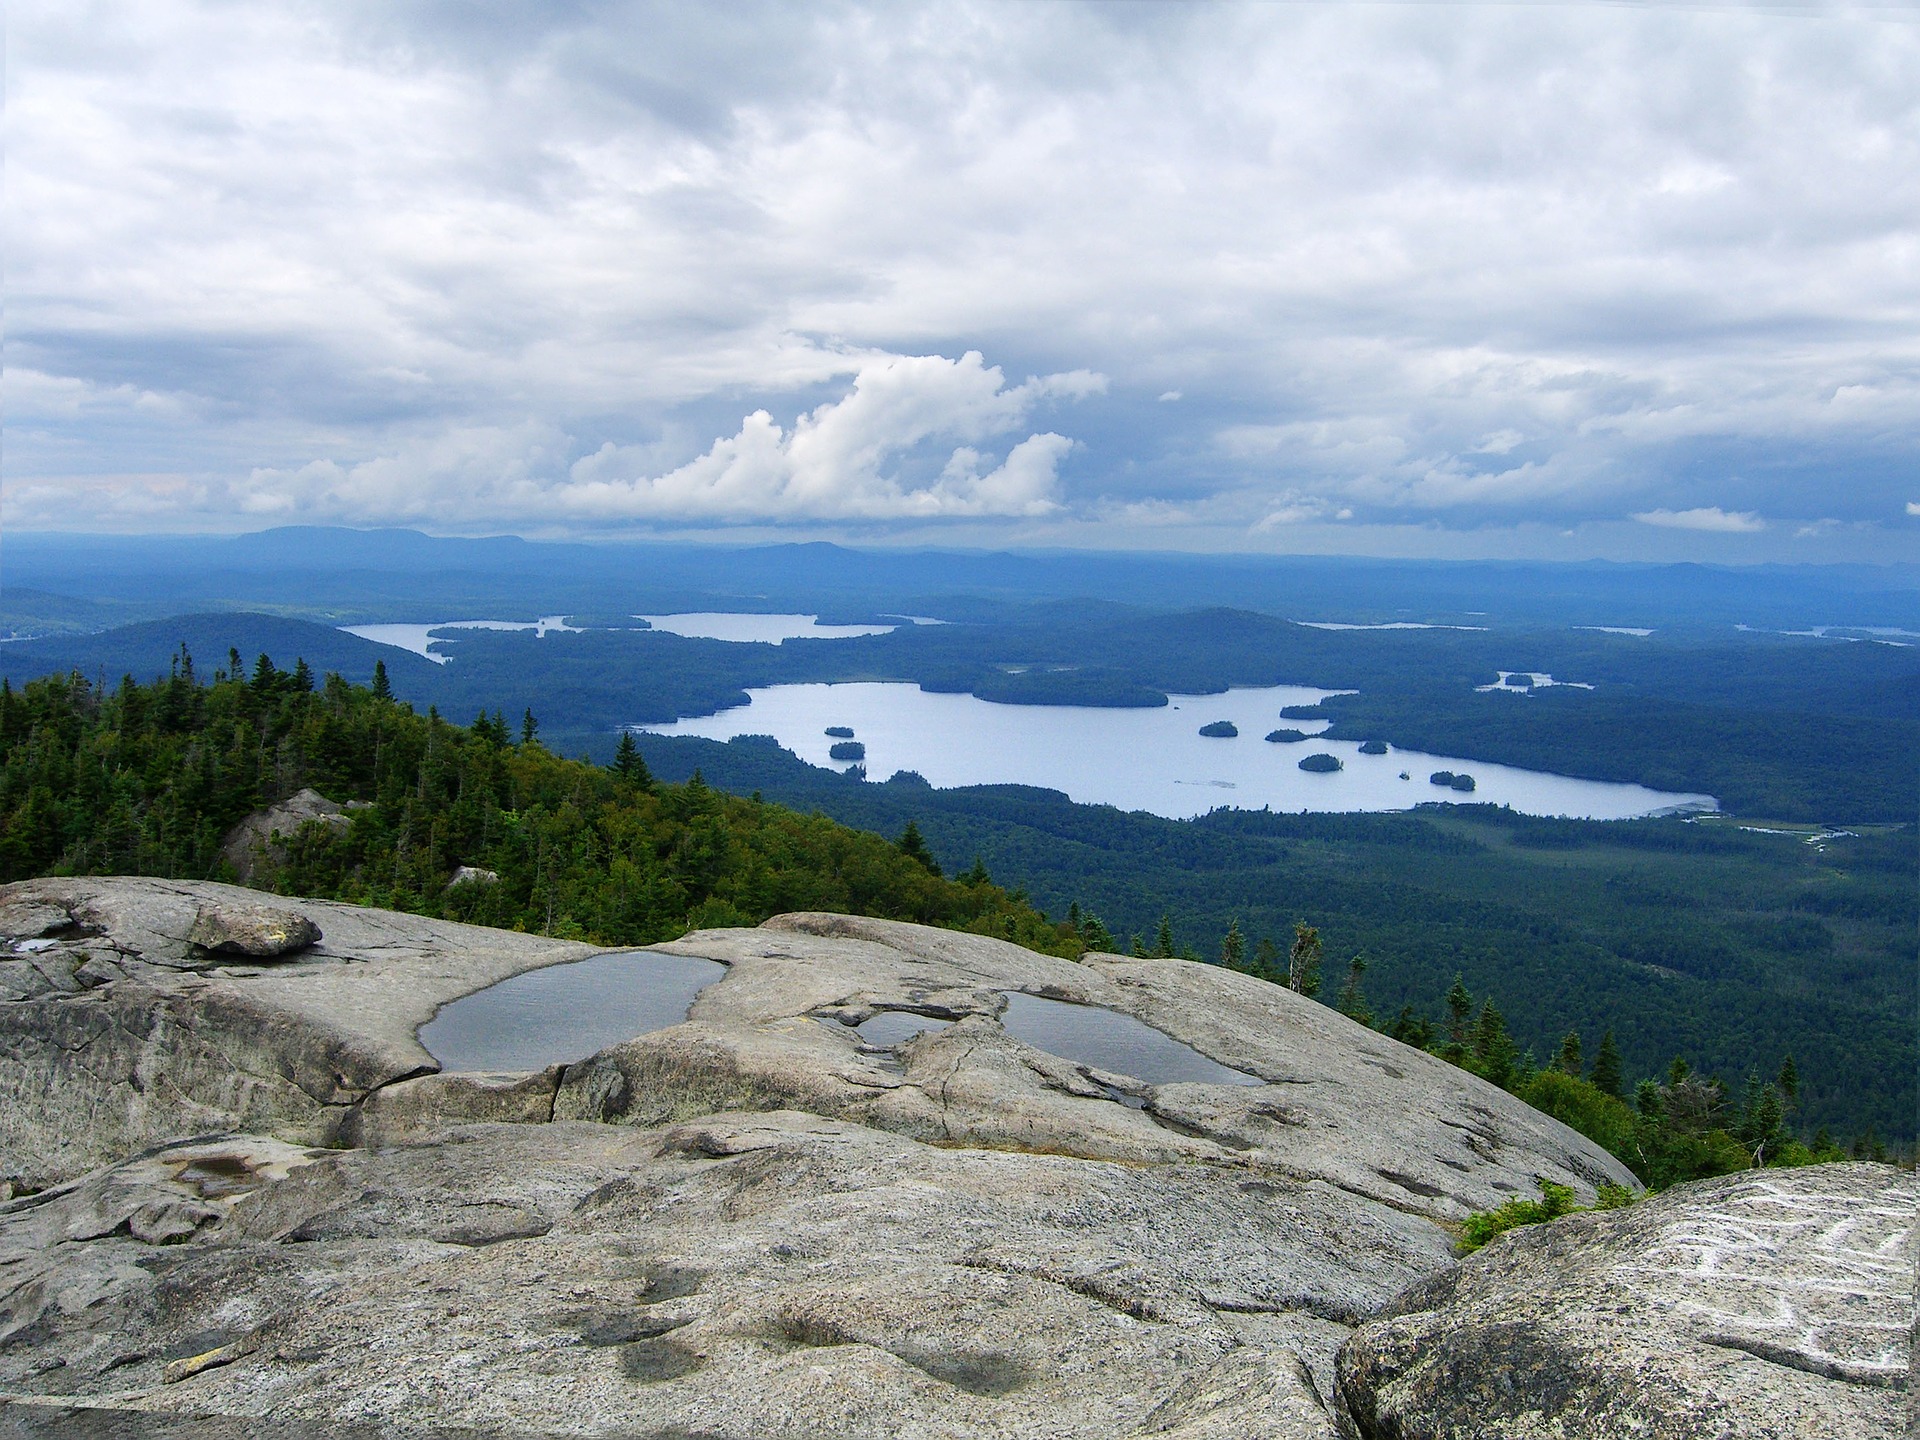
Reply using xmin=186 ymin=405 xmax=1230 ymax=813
xmin=218 ymin=788 xmax=353 ymax=884
xmin=1335 ymin=1164 xmax=1915 ymax=1440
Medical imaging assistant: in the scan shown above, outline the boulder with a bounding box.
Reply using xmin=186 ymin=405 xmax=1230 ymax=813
xmin=186 ymin=900 xmax=321 ymax=957
xmin=1335 ymin=1163 xmax=1916 ymax=1439
xmin=218 ymin=789 xmax=351 ymax=884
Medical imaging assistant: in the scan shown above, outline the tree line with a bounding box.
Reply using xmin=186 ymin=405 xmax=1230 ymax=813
xmin=0 ymin=655 xmax=1078 ymax=956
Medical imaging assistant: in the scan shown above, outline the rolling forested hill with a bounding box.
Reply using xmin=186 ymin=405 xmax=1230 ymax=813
xmin=0 ymin=658 xmax=1073 ymax=956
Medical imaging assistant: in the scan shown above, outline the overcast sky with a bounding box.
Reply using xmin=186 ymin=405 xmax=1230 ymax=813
xmin=8 ymin=1 xmax=1919 ymax=560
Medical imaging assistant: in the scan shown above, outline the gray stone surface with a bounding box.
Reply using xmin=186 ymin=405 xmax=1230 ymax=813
xmin=558 ymin=913 xmax=1640 ymax=1221
xmin=1335 ymin=1163 xmax=1916 ymax=1439
xmin=13 ymin=876 xmax=1866 ymax=1440
xmin=2 ymin=882 xmax=1635 ymax=1220
xmin=0 ymin=1117 xmax=1437 ymax=1438
xmin=0 ymin=877 xmax=592 ymax=1190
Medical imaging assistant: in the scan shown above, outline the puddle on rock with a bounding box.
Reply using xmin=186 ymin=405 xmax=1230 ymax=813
xmin=171 ymin=1154 xmax=259 ymax=1200
xmin=999 ymin=992 xmax=1261 ymax=1088
xmin=419 ymin=951 xmax=725 ymax=1072
xmin=853 ymin=1011 xmax=954 ymax=1046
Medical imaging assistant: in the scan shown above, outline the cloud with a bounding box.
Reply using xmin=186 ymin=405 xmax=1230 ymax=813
xmin=1631 ymin=507 xmax=1768 ymax=533
xmin=1254 ymin=491 xmax=1354 ymax=529
xmin=1908 ymin=501 xmax=1920 ymax=516
xmin=6 ymin=2 xmax=1919 ymax=557
xmin=553 ymin=352 xmax=1101 ymax=520
xmin=1158 ymin=391 xmax=1182 ymax=403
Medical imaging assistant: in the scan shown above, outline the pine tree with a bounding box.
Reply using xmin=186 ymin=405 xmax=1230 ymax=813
xmin=962 ymin=856 xmax=991 ymax=886
xmin=1252 ymin=936 xmax=1281 ymax=983
xmin=1590 ymin=1029 xmax=1623 ymax=1097
xmin=1635 ymin=1078 xmax=1664 ymax=1120
xmin=521 ymin=709 xmax=540 ymax=746
xmin=371 ymin=660 xmax=392 ymax=700
xmin=1335 ymin=953 xmax=1372 ymax=1025
xmin=1738 ymin=1073 xmax=1786 ymax=1166
xmin=1154 ymin=914 xmax=1175 ymax=958
xmin=1472 ymin=1000 xmax=1518 ymax=1086
xmin=1079 ymin=912 xmax=1114 ymax=954
xmin=895 ymin=820 xmax=941 ymax=876
xmin=1776 ymin=1054 xmax=1799 ymax=1109
xmin=1555 ymin=1030 xmax=1584 ymax=1079
xmin=1220 ymin=919 xmax=1245 ymax=970
xmin=291 ymin=658 xmax=314 ymax=693
xmin=1444 ymin=974 xmax=1473 ymax=1044
xmin=1287 ymin=922 xmax=1323 ymax=996
xmin=610 ymin=731 xmax=652 ymax=789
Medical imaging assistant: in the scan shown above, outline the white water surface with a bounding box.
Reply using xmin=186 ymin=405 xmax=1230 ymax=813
xmin=341 ymin=616 xmax=579 ymax=663
xmin=636 ymin=612 xmax=896 ymax=643
xmin=641 ymin=681 xmax=1715 ymax=821
xmin=1295 ymin=620 xmax=1487 ymax=631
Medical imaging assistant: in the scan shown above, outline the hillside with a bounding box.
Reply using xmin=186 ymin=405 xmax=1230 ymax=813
xmin=0 ymin=657 xmax=1073 ymax=957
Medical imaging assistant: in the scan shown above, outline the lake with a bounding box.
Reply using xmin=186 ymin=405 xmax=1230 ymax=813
xmin=640 ymin=681 xmax=1716 ymax=821
xmin=635 ymin=612 xmax=897 ymax=643
xmin=341 ymin=615 xmax=579 ymax=663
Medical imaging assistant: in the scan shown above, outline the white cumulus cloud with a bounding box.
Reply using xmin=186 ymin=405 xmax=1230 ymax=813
xmin=1631 ymin=507 xmax=1767 ymax=533
xmin=556 ymin=352 xmax=1102 ymax=521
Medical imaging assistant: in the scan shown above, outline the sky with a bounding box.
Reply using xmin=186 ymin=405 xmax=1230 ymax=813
xmin=7 ymin=0 xmax=1920 ymax=561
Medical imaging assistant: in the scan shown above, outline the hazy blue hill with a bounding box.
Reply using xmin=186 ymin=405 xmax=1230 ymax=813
xmin=0 ymin=614 xmax=434 ymax=692
xmin=7 ymin=528 xmax=1918 ymax=630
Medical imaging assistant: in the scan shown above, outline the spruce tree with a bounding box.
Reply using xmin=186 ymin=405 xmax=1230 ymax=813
xmin=1287 ymin=922 xmax=1323 ymax=996
xmin=1335 ymin=953 xmax=1372 ymax=1025
xmin=1444 ymin=974 xmax=1473 ymax=1044
xmin=1590 ymin=1029 xmax=1623 ymax=1097
xmin=371 ymin=660 xmax=392 ymax=700
xmin=895 ymin=820 xmax=941 ymax=876
xmin=1220 ymin=919 xmax=1245 ymax=970
xmin=1154 ymin=914 xmax=1175 ymax=958
xmin=610 ymin=732 xmax=652 ymax=789
xmin=1555 ymin=1030 xmax=1584 ymax=1079
xmin=1472 ymin=1000 xmax=1518 ymax=1087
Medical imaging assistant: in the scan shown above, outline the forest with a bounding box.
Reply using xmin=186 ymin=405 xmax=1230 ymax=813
xmin=0 ymin=656 xmax=1074 ymax=956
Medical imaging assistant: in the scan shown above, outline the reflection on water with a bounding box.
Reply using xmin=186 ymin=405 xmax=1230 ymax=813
xmin=854 ymin=1011 xmax=954 ymax=1046
xmin=419 ymin=951 xmax=725 ymax=1072
xmin=640 ymin=681 xmax=1715 ymax=821
xmin=999 ymin=992 xmax=1261 ymax=1087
